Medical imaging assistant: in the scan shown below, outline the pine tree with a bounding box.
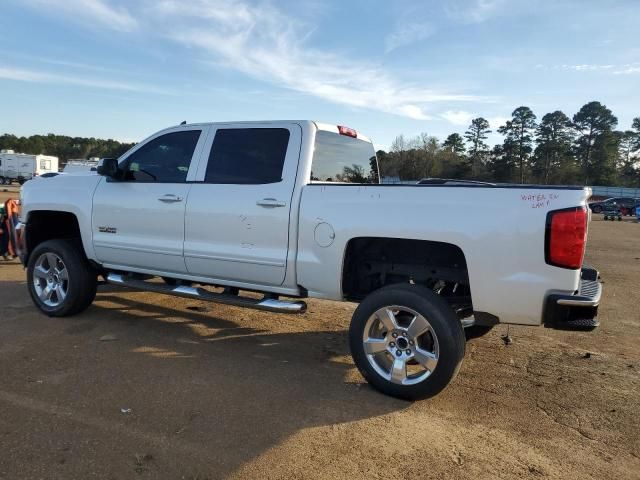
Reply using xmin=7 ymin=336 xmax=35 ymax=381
xmin=442 ymin=133 xmax=466 ymax=154
xmin=532 ymin=111 xmax=575 ymax=184
xmin=631 ymin=117 xmax=640 ymax=151
xmin=497 ymin=106 xmax=537 ymax=183
xmin=464 ymin=118 xmax=491 ymax=178
xmin=573 ymin=101 xmax=618 ymax=184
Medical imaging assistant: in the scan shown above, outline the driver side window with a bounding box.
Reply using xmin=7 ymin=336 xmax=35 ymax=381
xmin=122 ymin=130 xmax=201 ymax=183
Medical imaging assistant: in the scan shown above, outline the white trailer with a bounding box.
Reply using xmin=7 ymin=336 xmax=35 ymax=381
xmin=0 ymin=150 xmax=59 ymax=185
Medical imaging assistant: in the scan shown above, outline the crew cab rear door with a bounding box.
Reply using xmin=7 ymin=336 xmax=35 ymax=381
xmin=183 ymin=123 xmax=302 ymax=286
xmin=92 ymin=126 xmax=208 ymax=274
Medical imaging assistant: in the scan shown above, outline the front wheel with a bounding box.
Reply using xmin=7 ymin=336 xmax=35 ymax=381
xmin=349 ymin=284 xmax=465 ymax=400
xmin=27 ymin=239 xmax=97 ymax=317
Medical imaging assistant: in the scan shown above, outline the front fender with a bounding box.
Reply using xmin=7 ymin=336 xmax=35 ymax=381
xmin=21 ymin=175 xmax=102 ymax=262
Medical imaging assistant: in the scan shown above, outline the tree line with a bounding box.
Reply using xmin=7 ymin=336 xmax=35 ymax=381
xmin=1 ymin=100 xmax=639 ymax=186
xmin=378 ymin=101 xmax=640 ymax=186
xmin=0 ymin=133 xmax=135 ymax=165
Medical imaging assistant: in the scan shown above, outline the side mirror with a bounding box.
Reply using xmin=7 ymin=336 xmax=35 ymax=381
xmin=97 ymin=158 xmax=119 ymax=178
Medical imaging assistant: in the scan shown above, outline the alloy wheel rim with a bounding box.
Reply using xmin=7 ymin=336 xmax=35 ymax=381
xmin=33 ymin=252 xmax=69 ymax=307
xmin=362 ymin=305 xmax=439 ymax=385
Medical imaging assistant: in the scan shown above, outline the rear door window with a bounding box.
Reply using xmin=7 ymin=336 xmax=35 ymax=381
xmin=204 ymin=128 xmax=290 ymax=184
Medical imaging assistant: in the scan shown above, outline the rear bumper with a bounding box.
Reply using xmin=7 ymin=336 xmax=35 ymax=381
xmin=543 ymin=266 xmax=602 ymax=331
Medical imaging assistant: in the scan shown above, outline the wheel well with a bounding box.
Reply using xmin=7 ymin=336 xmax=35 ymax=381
xmin=342 ymin=237 xmax=472 ymax=316
xmin=25 ymin=211 xmax=83 ymax=263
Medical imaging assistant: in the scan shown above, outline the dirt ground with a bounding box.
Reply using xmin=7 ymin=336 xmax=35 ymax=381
xmin=1 ymin=187 xmax=639 ymax=480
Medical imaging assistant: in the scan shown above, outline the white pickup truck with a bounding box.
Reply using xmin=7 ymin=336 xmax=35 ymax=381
xmin=18 ymin=121 xmax=602 ymax=399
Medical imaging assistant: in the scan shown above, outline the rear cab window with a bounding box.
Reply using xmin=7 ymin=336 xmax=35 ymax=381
xmin=311 ymin=128 xmax=379 ymax=184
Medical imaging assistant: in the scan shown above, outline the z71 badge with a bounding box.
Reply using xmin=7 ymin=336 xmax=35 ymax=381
xmin=98 ymin=226 xmax=117 ymax=234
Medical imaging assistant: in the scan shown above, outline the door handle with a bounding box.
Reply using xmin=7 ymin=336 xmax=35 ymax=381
xmin=158 ymin=194 xmax=183 ymax=203
xmin=256 ymin=198 xmax=286 ymax=208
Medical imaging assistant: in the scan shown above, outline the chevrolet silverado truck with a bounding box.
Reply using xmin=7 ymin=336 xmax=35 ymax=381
xmin=17 ymin=121 xmax=602 ymax=400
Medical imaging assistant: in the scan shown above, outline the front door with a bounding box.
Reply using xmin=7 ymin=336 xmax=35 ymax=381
xmin=184 ymin=124 xmax=301 ymax=286
xmin=92 ymin=127 xmax=208 ymax=274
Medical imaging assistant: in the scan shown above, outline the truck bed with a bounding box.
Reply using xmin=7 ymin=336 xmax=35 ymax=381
xmin=296 ymin=183 xmax=591 ymax=325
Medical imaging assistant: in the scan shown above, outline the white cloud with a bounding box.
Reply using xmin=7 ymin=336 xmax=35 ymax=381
xmin=562 ymin=64 xmax=614 ymax=72
xmin=385 ymin=22 xmax=435 ymax=53
xmin=3 ymin=52 xmax=130 ymax=75
xmin=0 ymin=66 xmax=171 ymax=94
xmin=13 ymin=0 xmax=490 ymax=119
xmin=542 ymin=63 xmax=640 ymax=75
xmin=487 ymin=116 xmax=509 ymax=129
xmin=613 ymin=66 xmax=640 ymax=75
xmin=444 ymin=0 xmax=507 ymax=24
xmin=441 ymin=110 xmax=474 ymax=126
xmin=21 ymin=0 xmax=137 ymax=31
xmin=146 ymin=0 xmax=486 ymax=119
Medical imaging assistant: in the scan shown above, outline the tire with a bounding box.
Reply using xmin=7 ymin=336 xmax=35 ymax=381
xmin=0 ymin=177 xmax=5 ymax=185
xmin=464 ymin=325 xmax=494 ymax=340
xmin=349 ymin=283 xmax=465 ymax=400
xmin=592 ymin=206 xmax=602 ymax=214
xmin=27 ymin=239 xmax=97 ymax=317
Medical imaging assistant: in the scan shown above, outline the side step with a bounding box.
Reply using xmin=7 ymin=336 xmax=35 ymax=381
xmin=105 ymin=273 xmax=307 ymax=314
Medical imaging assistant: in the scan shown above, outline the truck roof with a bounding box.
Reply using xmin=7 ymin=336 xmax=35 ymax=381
xmin=168 ymin=120 xmax=373 ymax=144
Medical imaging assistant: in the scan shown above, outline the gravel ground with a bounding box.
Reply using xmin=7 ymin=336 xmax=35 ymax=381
xmin=0 ymin=188 xmax=638 ymax=479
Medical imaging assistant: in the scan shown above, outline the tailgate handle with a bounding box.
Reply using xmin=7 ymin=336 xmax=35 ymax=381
xmin=158 ymin=194 xmax=183 ymax=203
xmin=257 ymin=198 xmax=286 ymax=208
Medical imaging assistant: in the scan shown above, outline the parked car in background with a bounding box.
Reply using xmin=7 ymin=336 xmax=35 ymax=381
xmin=588 ymin=197 xmax=640 ymax=215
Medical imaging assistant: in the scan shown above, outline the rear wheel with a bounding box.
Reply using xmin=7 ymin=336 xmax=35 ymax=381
xmin=349 ymin=283 xmax=465 ymax=400
xmin=592 ymin=205 xmax=602 ymax=214
xmin=27 ymin=239 xmax=97 ymax=317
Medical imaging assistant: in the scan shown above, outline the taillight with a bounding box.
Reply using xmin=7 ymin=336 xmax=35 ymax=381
xmin=338 ymin=125 xmax=357 ymax=138
xmin=545 ymin=207 xmax=587 ymax=269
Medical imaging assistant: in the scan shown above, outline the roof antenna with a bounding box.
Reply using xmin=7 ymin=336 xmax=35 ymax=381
xmin=180 ymin=120 xmax=187 ymax=125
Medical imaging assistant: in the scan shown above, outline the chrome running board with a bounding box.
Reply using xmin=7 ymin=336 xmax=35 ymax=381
xmin=460 ymin=317 xmax=476 ymax=328
xmin=105 ymin=273 xmax=307 ymax=314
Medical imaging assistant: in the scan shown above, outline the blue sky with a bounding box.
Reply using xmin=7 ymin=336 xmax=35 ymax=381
xmin=1 ymin=0 xmax=638 ymax=149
